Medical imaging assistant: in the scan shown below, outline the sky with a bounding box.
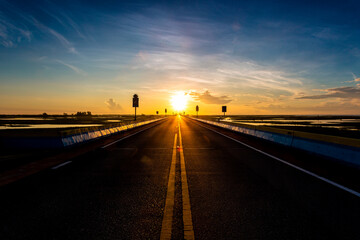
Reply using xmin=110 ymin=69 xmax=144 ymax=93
xmin=0 ymin=0 xmax=360 ymax=115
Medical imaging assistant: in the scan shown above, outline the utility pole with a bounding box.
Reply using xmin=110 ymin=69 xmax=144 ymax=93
xmin=133 ymin=94 xmax=139 ymax=121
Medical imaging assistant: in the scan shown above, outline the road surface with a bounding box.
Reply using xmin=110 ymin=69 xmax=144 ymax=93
xmin=0 ymin=116 xmax=359 ymax=239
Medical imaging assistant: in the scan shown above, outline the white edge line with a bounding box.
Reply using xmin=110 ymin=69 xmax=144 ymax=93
xmin=52 ymin=161 xmax=72 ymax=170
xmin=101 ymin=120 xmax=164 ymax=149
xmin=191 ymin=119 xmax=360 ymax=198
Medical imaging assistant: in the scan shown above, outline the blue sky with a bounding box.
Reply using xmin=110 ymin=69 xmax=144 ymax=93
xmin=0 ymin=0 xmax=360 ymax=114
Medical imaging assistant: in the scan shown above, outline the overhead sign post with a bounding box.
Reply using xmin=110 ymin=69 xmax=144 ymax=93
xmin=196 ymin=105 xmax=199 ymax=118
xmin=222 ymin=106 xmax=227 ymax=117
xmin=133 ymin=94 xmax=139 ymax=121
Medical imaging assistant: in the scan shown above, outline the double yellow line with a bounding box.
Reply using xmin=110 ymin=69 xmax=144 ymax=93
xmin=160 ymin=118 xmax=195 ymax=240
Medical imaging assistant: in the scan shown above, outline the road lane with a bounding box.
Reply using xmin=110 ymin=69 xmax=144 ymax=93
xmin=191 ymin=119 xmax=360 ymax=198
xmin=0 ymin=119 xmax=167 ymax=187
xmin=160 ymin=133 xmax=177 ymax=240
xmin=180 ymin=116 xmax=359 ymax=239
xmin=0 ymin=116 xmax=359 ymax=239
xmin=178 ymin=121 xmax=195 ymax=240
xmin=0 ymin=117 xmax=177 ymax=240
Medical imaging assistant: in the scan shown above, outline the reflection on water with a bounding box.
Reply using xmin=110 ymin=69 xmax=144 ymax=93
xmin=0 ymin=124 xmax=102 ymax=130
xmin=0 ymin=118 xmax=54 ymax=121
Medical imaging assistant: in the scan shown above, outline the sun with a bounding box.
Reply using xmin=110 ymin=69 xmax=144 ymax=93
xmin=170 ymin=91 xmax=188 ymax=112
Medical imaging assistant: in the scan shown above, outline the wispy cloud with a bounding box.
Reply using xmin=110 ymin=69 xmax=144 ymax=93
xmin=133 ymin=50 xmax=304 ymax=96
xmin=134 ymin=51 xmax=195 ymax=71
xmin=176 ymin=76 xmax=218 ymax=84
xmin=0 ymin=1 xmax=79 ymax=53
xmin=312 ymin=28 xmax=342 ymax=40
xmin=114 ymin=10 xmax=216 ymax=51
xmin=216 ymin=60 xmax=303 ymax=93
xmin=56 ymin=60 xmax=86 ymax=75
xmin=105 ymin=98 xmax=123 ymax=111
xmin=89 ymin=8 xmax=306 ymax=100
xmin=31 ymin=17 xmax=77 ymax=54
xmin=0 ymin=14 xmax=31 ymax=48
xmin=253 ymin=98 xmax=360 ymax=114
xmin=297 ymin=86 xmax=360 ymax=99
xmin=188 ymin=90 xmax=232 ymax=104
xmin=349 ymin=73 xmax=360 ymax=83
xmin=42 ymin=8 xmax=87 ymax=40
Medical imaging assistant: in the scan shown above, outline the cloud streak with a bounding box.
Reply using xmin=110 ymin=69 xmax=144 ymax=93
xmin=0 ymin=14 xmax=32 ymax=48
xmin=0 ymin=2 xmax=77 ymax=53
xmin=56 ymin=60 xmax=86 ymax=75
xmin=189 ymin=90 xmax=232 ymax=104
xmin=215 ymin=60 xmax=303 ymax=94
xmin=297 ymin=86 xmax=360 ymax=99
xmin=31 ymin=17 xmax=77 ymax=54
xmin=42 ymin=8 xmax=87 ymax=40
xmin=133 ymin=50 xmax=304 ymax=98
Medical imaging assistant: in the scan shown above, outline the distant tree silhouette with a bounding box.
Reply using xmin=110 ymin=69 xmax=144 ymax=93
xmin=42 ymin=112 xmax=48 ymax=118
xmin=75 ymin=111 xmax=92 ymax=117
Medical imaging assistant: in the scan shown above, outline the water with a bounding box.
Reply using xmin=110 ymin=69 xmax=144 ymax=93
xmin=0 ymin=124 xmax=103 ymax=130
xmin=219 ymin=118 xmax=360 ymax=130
xmin=105 ymin=120 xmax=122 ymax=122
xmin=0 ymin=118 xmax=53 ymax=121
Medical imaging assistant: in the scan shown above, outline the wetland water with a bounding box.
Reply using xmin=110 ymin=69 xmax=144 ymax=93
xmin=0 ymin=115 xmax=158 ymax=131
xmin=221 ymin=118 xmax=360 ymax=130
xmin=0 ymin=124 xmax=102 ymax=130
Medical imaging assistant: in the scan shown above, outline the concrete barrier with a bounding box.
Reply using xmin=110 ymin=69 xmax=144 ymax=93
xmin=190 ymin=117 xmax=360 ymax=167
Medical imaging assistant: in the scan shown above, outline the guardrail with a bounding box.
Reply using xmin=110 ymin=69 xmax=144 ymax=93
xmin=62 ymin=118 xmax=165 ymax=147
xmin=190 ymin=117 xmax=360 ymax=167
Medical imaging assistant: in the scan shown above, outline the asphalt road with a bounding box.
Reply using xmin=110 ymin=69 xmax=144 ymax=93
xmin=0 ymin=116 xmax=359 ymax=239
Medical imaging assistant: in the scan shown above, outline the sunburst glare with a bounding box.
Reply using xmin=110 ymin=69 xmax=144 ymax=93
xmin=170 ymin=91 xmax=188 ymax=112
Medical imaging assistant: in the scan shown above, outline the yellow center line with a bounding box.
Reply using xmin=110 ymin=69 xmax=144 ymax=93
xmin=160 ymin=133 xmax=177 ymax=240
xmin=178 ymin=120 xmax=195 ymax=240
